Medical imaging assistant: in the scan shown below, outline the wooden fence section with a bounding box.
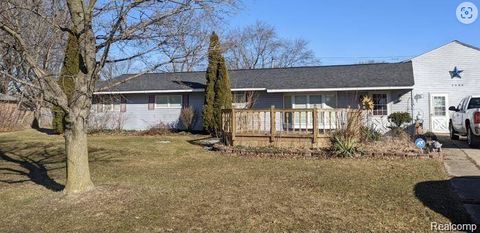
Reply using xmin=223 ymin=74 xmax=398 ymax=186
xmin=222 ymin=107 xmax=364 ymax=148
xmin=0 ymin=102 xmax=34 ymax=132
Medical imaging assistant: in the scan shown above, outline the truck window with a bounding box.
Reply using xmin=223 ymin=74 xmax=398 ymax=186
xmin=468 ymin=98 xmax=480 ymax=109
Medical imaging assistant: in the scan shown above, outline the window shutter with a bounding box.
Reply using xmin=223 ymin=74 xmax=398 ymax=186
xmin=120 ymin=96 xmax=127 ymax=112
xmin=148 ymin=95 xmax=155 ymax=110
xmin=182 ymin=94 xmax=189 ymax=108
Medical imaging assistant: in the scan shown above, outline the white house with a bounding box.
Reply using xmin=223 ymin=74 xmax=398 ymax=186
xmin=411 ymin=40 xmax=480 ymax=133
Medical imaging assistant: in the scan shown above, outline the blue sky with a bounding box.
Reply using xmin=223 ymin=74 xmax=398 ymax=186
xmin=227 ymin=0 xmax=480 ymax=65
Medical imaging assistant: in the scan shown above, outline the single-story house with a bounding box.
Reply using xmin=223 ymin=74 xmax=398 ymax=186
xmin=93 ymin=40 xmax=480 ymax=133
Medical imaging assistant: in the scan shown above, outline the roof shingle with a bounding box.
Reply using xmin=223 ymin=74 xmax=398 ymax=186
xmin=97 ymin=61 xmax=414 ymax=92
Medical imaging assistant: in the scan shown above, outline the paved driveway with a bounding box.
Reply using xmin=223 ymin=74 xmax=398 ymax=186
xmin=439 ymin=135 xmax=480 ymax=224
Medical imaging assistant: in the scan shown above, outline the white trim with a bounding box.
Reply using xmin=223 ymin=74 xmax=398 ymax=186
xmin=266 ymin=86 xmax=413 ymax=93
xmin=94 ymin=89 xmax=204 ymax=94
xmin=231 ymin=88 xmax=266 ymax=91
xmin=95 ymin=86 xmax=413 ymax=95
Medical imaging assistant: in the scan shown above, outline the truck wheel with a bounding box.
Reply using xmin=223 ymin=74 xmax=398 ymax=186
xmin=449 ymin=122 xmax=459 ymax=140
xmin=467 ymin=126 xmax=479 ymax=148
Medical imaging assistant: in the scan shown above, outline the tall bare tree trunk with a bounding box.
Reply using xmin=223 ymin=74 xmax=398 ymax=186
xmin=64 ymin=111 xmax=94 ymax=194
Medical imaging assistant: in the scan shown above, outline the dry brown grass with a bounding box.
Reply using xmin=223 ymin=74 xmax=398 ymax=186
xmin=0 ymin=129 xmax=470 ymax=232
xmin=362 ymin=129 xmax=419 ymax=155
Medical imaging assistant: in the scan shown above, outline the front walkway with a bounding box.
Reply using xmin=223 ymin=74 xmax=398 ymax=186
xmin=440 ymin=135 xmax=480 ymax=224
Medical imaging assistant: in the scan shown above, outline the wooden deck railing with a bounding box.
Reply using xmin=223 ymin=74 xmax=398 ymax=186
xmin=222 ymin=106 xmax=364 ymax=147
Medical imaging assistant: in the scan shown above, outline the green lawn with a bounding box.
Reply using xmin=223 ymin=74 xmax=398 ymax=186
xmin=0 ymin=130 xmax=469 ymax=232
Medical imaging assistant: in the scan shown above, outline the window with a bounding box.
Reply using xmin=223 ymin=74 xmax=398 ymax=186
xmin=233 ymin=92 xmax=247 ymax=108
xmin=372 ymin=93 xmax=388 ymax=116
xmin=95 ymin=95 xmax=121 ymax=112
xmin=283 ymin=95 xmax=292 ymax=108
xmin=433 ymin=96 xmax=446 ymax=116
xmin=293 ymin=95 xmax=308 ymax=108
xmin=468 ymin=98 xmax=480 ymax=109
xmin=286 ymin=94 xmax=337 ymax=128
xmin=324 ymin=94 xmax=336 ymax=109
xmin=233 ymin=92 xmax=246 ymax=103
xmin=289 ymin=94 xmax=337 ymax=109
xmin=155 ymin=95 xmax=182 ymax=108
xmin=309 ymin=95 xmax=322 ymax=108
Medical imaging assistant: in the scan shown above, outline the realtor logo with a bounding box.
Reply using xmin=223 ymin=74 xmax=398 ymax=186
xmin=415 ymin=138 xmax=426 ymax=149
xmin=457 ymin=2 xmax=478 ymax=24
xmin=450 ymin=66 xmax=463 ymax=79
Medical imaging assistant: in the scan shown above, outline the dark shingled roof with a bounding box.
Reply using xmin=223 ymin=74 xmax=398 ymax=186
xmin=97 ymin=61 xmax=414 ymax=92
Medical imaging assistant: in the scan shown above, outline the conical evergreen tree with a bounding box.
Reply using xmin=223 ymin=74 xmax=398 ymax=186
xmin=212 ymin=55 xmax=232 ymax=135
xmin=203 ymin=32 xmax=232 ymax=136
xmin=203 ymin=32 xmax=220 ymax=133
xmin=52 ymin=30 xmax=79 ymax=134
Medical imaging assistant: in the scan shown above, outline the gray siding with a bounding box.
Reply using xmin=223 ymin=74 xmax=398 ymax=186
xmin=91 ymin=90 xmax=412 ymax=132
xmin=123 ymin=93 xmax=181 ymax=130
xmin=92 ymin=92 xmax=205 ymax=131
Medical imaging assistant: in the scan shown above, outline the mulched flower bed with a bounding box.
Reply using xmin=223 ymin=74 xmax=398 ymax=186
xmin=212 ymin=143 xmax=439 ymax=160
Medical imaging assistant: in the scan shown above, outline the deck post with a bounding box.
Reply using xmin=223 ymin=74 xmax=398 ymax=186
xmin=270 ymin=105 xmax=275 ymax=143
xmin=313 ymin=107 xmax=318 ymax=143
xmin=231 ymin=109 xmax=236 ymax=145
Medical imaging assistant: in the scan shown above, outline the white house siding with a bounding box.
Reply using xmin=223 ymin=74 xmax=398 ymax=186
xmin=411 ymin=42 xmax=480 ymax=133
xmin=336 ymin=90 xmax=413 ymax=132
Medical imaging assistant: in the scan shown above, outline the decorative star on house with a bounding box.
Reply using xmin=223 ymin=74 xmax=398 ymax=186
xmin=449 ymin=66 xmax=463 ymax=79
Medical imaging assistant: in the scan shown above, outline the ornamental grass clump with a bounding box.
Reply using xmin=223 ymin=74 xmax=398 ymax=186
xmin=332 ymin=134 xmax=358 ymax=157
xmin=331 ymin=108 xmax=365 ymax=157
xmin=360 ymin=126 xmax=382 ymax=142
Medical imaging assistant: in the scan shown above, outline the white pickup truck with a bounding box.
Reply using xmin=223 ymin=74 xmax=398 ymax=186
xmin=449 ymin=96 xmax=480 ymax=147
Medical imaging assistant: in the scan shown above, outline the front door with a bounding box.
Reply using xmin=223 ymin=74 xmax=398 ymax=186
xmin=430 ymin=94 xmax=449 ymax=133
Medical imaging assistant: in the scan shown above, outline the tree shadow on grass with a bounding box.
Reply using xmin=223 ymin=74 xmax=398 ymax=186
xmin=34 ymin=128 xmax=57 ymax=135
xmin=414 ymin=179 xmax=473 ymax=224
xmin=0 ymin=144 xmax=65 ymax=191
xmin=0 ymin=142 xmax=120 ymax=192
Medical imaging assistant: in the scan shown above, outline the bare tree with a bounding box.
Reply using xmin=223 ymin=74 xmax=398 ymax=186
xmin=224 ymin=21 xmax=319 ymax=69
xmin=0 ymin=0 xmax=237 ymax=195
xmin=0 ymin=0 xmax=67 ymax=128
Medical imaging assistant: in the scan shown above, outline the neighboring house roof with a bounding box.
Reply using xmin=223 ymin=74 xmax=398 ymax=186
xmin=96 ymin=61 xmax=415 ymax=94
xmin=0 ymin=93 xmax=18 ymax=102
